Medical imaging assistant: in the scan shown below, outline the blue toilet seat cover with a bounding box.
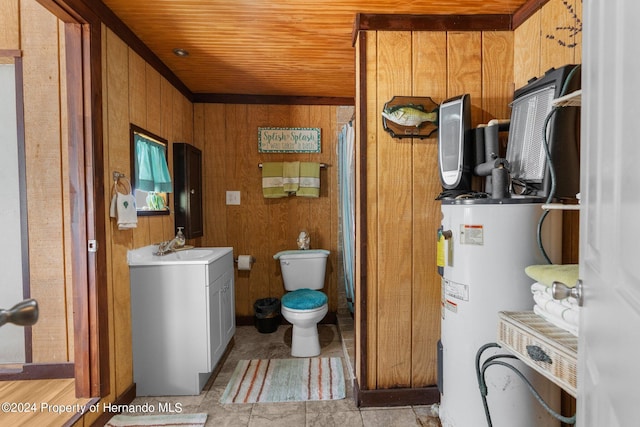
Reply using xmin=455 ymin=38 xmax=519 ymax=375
xmin=282 ymin=289 xmax=328 ymax=310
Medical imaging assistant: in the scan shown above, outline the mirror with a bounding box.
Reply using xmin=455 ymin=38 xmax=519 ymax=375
xmin=130 ymin=124 xmax=172 ymax=216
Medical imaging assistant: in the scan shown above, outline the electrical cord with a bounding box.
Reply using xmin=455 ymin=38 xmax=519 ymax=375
xmin=537 ymin=106 xmax=560 ymax=263
xmin=476 ymin=343 xmax=502 ymax=427
xmin=476 ymin=343 xmax=576 ymax=426
xmin=536 ymin=64 xmax=582 ymax=263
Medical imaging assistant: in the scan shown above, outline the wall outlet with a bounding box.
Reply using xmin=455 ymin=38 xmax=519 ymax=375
xmin=226 ymin=191 xmax=241 ymax=205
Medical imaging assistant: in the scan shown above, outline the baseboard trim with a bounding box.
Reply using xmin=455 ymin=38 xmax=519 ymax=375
xmin=353 ymin=378 xmax=440 ymax=407
xmin=91 ymin=383 xmax=136 ymax=426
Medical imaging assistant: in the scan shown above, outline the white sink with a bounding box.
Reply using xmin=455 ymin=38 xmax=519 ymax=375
xmin=161 ymin=249 xmax=215 ymax=261
xmin=128 ymin=245 xmax=232 ymax=266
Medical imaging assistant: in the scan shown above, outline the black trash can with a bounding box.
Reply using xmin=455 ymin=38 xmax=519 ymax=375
xmin=253 ymin=297 xmax=280 ymax=334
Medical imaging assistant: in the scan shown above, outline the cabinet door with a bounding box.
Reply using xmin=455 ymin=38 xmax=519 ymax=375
xmin=208 ymin=275 xmax=223 ymax=369
xmin=220 ymin=270 xmax=235 ymax=345
xmin=174 ymin=142 xmax=203 ymax=238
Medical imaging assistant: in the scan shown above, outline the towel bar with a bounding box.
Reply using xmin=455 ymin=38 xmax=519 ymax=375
xmin=258 ymin=163 xmax=327 ymax=168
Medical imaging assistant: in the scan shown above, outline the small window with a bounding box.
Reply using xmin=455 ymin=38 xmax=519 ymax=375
xmin=130 ymin=124 xmax=172 ymax=216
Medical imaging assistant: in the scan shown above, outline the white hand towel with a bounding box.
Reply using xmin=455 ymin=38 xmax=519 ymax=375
xmin=530 ymin=282 xmax=550 ymax=295
xmin=531 ymin=282 xmax=579 ymax=308
xmin=115 ymin=192 xmax=137 ymax=229
xmin=532 ymin=292 xmax=579 ymax=326
xmin=110 ymin=194 xmax=117 ymax=218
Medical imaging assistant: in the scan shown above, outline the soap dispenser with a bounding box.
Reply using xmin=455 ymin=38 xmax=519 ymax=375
xmin=175 ymin=227 xmax=186 ymax=248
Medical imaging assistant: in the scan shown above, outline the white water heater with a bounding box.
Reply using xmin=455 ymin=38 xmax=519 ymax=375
xmin=439 ymin=199 xmax=561 ymax=427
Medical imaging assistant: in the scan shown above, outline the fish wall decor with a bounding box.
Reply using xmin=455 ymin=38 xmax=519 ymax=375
xmin=382 ymin=104 xmax=438 ymax=127
xmin=381 ymin=96 xmax=439 ymax=139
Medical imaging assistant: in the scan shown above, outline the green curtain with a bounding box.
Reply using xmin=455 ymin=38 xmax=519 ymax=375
xmin=134 ymin=133 xmax=172 ymax=193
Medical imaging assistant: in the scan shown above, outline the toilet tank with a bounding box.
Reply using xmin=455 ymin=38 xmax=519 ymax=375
xmin=273 ymin=249 xmax=329 ymax=291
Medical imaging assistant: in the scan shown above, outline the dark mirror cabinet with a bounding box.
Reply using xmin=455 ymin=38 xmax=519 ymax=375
xmin=173 ymin=142 xmax=203 ymax=239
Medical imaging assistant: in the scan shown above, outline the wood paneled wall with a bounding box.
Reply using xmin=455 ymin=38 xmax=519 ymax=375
xmin=355 ymin=0 xmax=582 ymax=395
xmin=356 ymin=28 xmax=514 ymax=390
xmin=515 ymin=0 xmax=583 ymax=88
xmin=193 ymin=104 xmax=349 ymax=318
xmin=101 ymin=24 xmax=194 ymax=404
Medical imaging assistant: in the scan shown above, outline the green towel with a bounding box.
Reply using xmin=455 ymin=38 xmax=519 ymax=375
xmin=283 ymin=161 xmax=300 ymax=193
xmin=525 ymin=264 xmax=579 ymax=288
xmin=296 ymin=162 xmax=320 ymax=197
xmin=262 ymin=162 xmax=287 ymax=198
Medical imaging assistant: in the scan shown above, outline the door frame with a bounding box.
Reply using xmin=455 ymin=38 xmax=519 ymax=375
xmin=38 ymin=0 xmax=109 ymax=398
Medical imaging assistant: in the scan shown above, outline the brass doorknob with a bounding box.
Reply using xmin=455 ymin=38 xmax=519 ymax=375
xmin=0 ymin=299 xmax=39 ymax=328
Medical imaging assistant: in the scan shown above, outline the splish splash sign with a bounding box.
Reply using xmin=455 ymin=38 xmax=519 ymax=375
xmin=258 ymin=127 xmax=321 ymax=153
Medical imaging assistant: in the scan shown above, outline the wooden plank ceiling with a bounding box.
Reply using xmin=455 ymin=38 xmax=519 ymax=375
xmin=101 ymin=0 xmax=529 ymax=99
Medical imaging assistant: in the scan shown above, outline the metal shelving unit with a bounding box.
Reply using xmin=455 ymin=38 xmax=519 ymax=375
xmin=543 ymin=90 xmax=582 ymax=211
xmin=552 ymin=89 xmax=582 ymax=107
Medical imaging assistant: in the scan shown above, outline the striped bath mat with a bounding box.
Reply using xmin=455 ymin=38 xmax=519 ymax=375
xmin=105 ymin=413 xmax=207 ymax=426
xmin=220 ymin=357 xmax=345 ymax=403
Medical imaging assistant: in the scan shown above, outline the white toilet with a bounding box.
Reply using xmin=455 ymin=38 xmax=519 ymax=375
xmin=274 ymin=249 xmax=330 ymax=357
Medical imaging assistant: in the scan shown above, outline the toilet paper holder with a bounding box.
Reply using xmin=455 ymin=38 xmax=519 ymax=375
xmin=234 ymin=256 xmax=256 ymax=264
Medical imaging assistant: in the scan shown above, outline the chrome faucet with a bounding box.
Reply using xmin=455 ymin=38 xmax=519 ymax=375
xmin=154 ymin=228 xmax=186 ymax=256
xmin=155 ymin=238 xmax=179 ymax=256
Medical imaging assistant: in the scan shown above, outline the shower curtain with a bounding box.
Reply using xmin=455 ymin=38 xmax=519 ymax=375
xmin=338 ymin=121 xmax=355 ymax=313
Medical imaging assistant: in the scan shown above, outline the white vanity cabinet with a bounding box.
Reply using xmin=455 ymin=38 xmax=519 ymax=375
xmin=128 ymin=246 xmax=235 ymax=396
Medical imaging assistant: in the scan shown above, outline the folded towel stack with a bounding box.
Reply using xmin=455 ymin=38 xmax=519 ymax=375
xmin=530 ymin=282 xmax=579 ymax=336
xmin=526 ymin=264 xmax=580 ymax=336
xmin=262 ymin=161 xmax=321 ymax=198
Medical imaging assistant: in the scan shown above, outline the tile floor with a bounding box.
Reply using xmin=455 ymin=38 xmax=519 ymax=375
xmin=130 ymin=313 xmax=441 ymax=426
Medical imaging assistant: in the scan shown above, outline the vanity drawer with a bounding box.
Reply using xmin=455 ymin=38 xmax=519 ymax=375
xmin=497 ymin=311 xmax=578 ymax=397
xmin=208 ymin=251 xmax=233 ymax=284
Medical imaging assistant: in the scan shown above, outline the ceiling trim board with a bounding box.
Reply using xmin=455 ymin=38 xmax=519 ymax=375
xmin=352 ymin=13 xmax=513 ymax=45
xmin=193 ymin=93 xmax=355 ymax=106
